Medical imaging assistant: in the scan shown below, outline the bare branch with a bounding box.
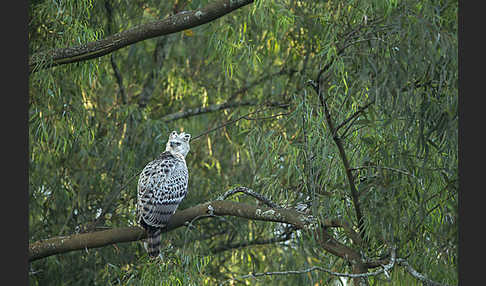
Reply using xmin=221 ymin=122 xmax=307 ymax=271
xmin=363 ymin=257 xmax=457 ymax=286
xmin=242 ymin=111 xmax=291 ymax=121
xmin=161 ymin=100 xmax=263 ymax=122
xmin=216 ymin=186 xmax=281 ymax=208
xmin=210 ymin=228 xmax=294 ymax=254
xmin=159 ymin=68 xmax=294 ymax=120
xmin=228 ymin=68 xmax=296 ymax=102
xmin=350 ymin=165 xmax=417 ymax=178
xmin=397 ymin=259 xmax=455 ymax=286
xmin=191 ymin=104 xmax=289 ymax=140
xmin=29 ymin=200 xmax=314 ymax=262
xmin=29 ymin=0 xmax=255 ymax=73
xmin=220 ymin=248 xmax=396 ymax=285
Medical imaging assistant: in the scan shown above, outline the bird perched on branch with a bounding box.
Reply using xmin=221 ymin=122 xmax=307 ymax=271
xmin=137 ymin=130 xmax=191 ymax=258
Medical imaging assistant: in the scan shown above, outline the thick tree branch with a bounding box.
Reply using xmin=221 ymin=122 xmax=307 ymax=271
xmin=29 ymin=200 xmax=315 ymax=262
xmin=29 ymin=0 xmax=254 ymax=73
xmin=29 ymin=226 xmax=145 ymax=263
xmin=315 ymin=224 xmax=362 ymax=263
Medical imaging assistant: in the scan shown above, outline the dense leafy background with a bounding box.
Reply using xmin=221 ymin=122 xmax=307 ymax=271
xmin=29 ymin=0 xmax=457 ymax=285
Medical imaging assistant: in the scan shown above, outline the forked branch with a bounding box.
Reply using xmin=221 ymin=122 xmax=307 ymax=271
xmin=308 ymin=80 xmax=366 ymax=241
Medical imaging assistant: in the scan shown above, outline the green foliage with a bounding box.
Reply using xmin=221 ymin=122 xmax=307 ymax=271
xmin=29 ymin=0 xmax=457 ymax=285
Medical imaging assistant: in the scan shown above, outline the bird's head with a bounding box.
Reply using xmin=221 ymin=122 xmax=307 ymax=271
xmin=165 ymin=130 xmax=191 ymax=158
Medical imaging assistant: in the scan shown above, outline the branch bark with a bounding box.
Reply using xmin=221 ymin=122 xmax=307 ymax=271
xmin=29 ymin=0 xmax=254 ymax=74
xmin=29 ymin=200 xmax=314 ymax=262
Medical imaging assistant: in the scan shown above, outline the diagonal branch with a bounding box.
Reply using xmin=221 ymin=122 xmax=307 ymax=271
xmin=220 ymin=248 xmax=396 ymax=285
xmin=162 ymin=100 xmax=259 ymax=122
xmin=308 ymin=81 xmax=366 ymax=242
xmin=210 ymin=228 xmax=294 ymax=254
xmin=396 ymin=259 xmax=454 ymax=286
xmin=162 ymin=101 xmax=289 ymax=122
xmin=191 ymin=104 xmax=289 ymax=140
xmin=29 ymin=200 xmax=315 ymax=262
xmin=29 ymin=198 xmax=361 ymax=263
xmin=29 ymin=0 xmax=254 ymax=73
xmin=216 ymin=186 xmax=281 ymax=208
xmin=227 ymin=68 xmax=297 ymax=101
xmin=159 ymin=68 xmax=295 ymax=120
xmin=335 ymin=100 xmax=375 ymax=135
xmin=304 ymin=22 xmax=389 ymax=243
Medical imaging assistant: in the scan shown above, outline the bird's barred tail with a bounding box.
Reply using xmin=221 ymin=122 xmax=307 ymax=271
xmin=145 ymin=228 xmax=162 ymax=257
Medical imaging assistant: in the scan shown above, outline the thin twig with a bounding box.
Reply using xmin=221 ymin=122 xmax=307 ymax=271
xmin=192 ymin=104 xmax=286 ymax=141
xmin=350 ymin=164 xmax=426 ymax=192
xmin=242 ymin=111 xmax=291 ymax=121
xmin=228 ymin=68 xmax=296 ymax=102
xmin=335 ymin=100 xmax=375 ymax=134
xmin=216 ymin=186 xmax=280 ymax=209
xmin=191 ymin=108 xmax=263 ymax=140
xmin=210 ymin=228 xmax=294 ymax=254
xmin=220 ymin=248 xmax=396 ymax=285
xmin=84 ymin=171 xmax=140 ymax=232
xmin=162 ymin=101 xmax=288 ymax=122
xmin=349 ymin=165 xmax=415 ymax=178
xmin=396 ymin=259 xmax=454 ymax=286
